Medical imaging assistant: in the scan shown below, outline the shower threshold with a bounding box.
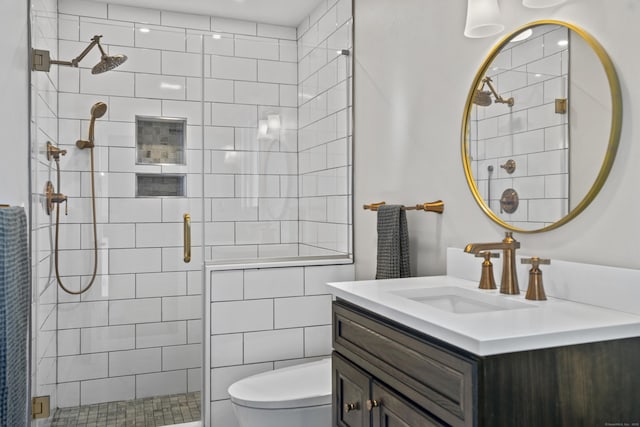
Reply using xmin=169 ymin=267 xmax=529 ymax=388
xmin=51 ymin=391 xmax=200 ymax=427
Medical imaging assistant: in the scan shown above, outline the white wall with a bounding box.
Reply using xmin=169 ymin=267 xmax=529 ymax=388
xmin=0 ymin=0 xmax=29 ymax=207
xmin=353 ymin=0 xmax=640 ymax=278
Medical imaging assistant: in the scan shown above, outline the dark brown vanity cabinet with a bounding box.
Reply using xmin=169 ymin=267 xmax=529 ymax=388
xmin=332 ymin=299 xmax=640 ymax=427
xmin=333 ymin=352 xmax=443 ymax=427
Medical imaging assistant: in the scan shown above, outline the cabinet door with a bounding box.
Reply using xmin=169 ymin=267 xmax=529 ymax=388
xmin=333 ymin=352 xmax=369 ymax=427
xmin=371 ymin=381 xmax=444 ymax=427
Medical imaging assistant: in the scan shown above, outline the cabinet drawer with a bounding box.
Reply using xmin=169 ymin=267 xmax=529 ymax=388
xmin=333 ymin=300 xmax=475 ymax=427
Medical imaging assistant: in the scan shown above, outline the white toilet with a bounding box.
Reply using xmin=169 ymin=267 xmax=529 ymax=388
xmin=228 ymin=358 xmax=332 ymax=427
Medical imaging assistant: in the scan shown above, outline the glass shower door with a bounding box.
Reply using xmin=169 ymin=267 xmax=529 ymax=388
xmin=31 ymin=13 xmax=205 ymax=425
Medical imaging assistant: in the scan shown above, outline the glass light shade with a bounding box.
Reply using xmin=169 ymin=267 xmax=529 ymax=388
xmin=522 ymin=0 xmax=566 ymax=8
xmin=464 ymin=0 xmax=504 ymax=38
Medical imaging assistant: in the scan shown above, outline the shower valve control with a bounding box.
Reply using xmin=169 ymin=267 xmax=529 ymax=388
xmin=45 ymin=181 xmax=68 ymax=216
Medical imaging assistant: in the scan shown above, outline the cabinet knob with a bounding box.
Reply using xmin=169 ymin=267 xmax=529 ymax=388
xmin=343 ymin=401 xmax=360 ymax=413
xmin=366 ymin=399 xmax=380 ymax=411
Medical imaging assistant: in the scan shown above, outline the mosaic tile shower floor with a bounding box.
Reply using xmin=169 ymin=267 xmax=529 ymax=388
xmin=51 ymin=391 xmax=200 ymax=427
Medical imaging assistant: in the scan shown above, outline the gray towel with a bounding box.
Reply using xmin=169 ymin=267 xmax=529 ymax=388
xmin=375 ymin=205 xmax=411 ymax=279
xmin=0 ymin=207 xmax=29 ymax=427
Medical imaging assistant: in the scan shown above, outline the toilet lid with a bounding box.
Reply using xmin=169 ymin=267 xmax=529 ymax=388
xmin=228 ymin=358 xmax=332 ymax=409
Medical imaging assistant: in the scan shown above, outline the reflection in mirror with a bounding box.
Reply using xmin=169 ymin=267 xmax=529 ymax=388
xmin=463 ymin=21 xmax=621 ymax=232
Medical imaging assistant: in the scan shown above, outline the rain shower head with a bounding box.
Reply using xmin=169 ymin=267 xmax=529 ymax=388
xmin=92 ymin=54 xmax=128 ymax=74
xmin=473 ymin=76 xmax=514 ymax=107
xmin=32 ymin=35 xmax=128 ymax=73
xmin=473 ymin=90 xmax=493 ymax=107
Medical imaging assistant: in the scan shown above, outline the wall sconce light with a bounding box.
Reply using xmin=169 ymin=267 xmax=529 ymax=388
xmin=464 ymin=0 xmax=504 ymax=38
xmin=522 ymin=0 xmax=566 ymax=8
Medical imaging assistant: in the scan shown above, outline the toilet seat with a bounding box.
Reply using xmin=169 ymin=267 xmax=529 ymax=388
xmin=228 ymin=358 xmax=331 ymax=410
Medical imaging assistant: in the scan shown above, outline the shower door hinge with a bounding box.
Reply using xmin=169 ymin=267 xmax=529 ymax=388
xmin=32 ymin=395 xmax=50 ymax=419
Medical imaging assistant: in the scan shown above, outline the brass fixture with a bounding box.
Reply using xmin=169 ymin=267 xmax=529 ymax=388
xmin=0 ymin=204 xmax=10 ymax=208
xmin=46 ymin=142 xmax=67 ymax=161
xmin=464 ymin=231 xmax=521 ymax=294
xmin=32 ymin=35 xmax=128 ymax=74
xmin=555 ymin=98 xmax=567 ymax=114
xmin=500 ymin=188 xmax=519 ymax=214
xmin=343 ymin=402 xmax=360 ymax=413
xmin=183 ymin=213 xmax=191 ymax=263
xmin=366 ymin=399 xmax=380 ymax=411
xmin=522 ymin=257 xmax=550 ymax=300
xmin=363 ymin=200 xmax=445 ymax=214
xmin=32 ymin=395 xmax=50 ymax=419
xmin=52 ymin=102 xmax=107 ymax=295
xmin=475 ymin=251 xmax=499 ymax=290
xmin=473 ymin=76 xmax=514 ymax=107
xmin=500 ymin=159 xmax=516 ymax=174
xmin=45 ymin=181 xmax=67 ymax=216
xmin=77 ymin=102 xmax=107 ymax=150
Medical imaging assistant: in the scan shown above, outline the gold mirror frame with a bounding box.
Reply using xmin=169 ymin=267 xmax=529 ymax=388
xmin=461 ymin=20 xmax=622 ymax=233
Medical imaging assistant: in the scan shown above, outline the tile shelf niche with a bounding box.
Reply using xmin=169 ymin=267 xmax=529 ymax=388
xmin=136 ymin=116 xmax=186 ymax=165
xmin=135 ymin=116 xmax=187 ymax=197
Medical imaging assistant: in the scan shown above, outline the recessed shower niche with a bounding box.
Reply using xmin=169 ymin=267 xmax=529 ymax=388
xmin=135 ymin=116 xmax=187 ymax=197
xmin=136 ymin=116 xmax=186 ymax=165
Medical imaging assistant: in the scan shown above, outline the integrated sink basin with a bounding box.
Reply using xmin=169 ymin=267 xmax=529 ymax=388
xmin=391 ymin=286 xmax=534 ymax=314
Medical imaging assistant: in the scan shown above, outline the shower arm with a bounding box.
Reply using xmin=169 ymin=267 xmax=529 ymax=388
xmin=33 ymin=35 xmax=105 ymax=71
xmin=51 ymin=35 xmax=104 ymax=68
xmin=482 ymin=77 xmax=514 ymax=107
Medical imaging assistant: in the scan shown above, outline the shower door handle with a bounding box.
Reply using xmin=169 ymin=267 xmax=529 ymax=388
xmin=183 ymin=213 xmax=191 ymax=263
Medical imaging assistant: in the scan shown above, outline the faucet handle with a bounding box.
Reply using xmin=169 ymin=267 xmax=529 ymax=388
xmin=521 ymin=257 xmax=550 ymax=300
xmin=475 ymin=251 xmax=499 ymax=259
xmin=521 ymin=257 xmax=550 ymax=269
xmin=477 ymin=251 xmax=498 ymax=290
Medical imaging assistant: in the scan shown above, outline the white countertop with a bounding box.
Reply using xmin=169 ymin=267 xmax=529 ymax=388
xmin=327 ymin=275 xmax=640 ymax=356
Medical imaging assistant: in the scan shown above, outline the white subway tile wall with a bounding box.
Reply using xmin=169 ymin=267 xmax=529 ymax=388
xmin=470 ymin=25 xmax=569 ymax=228
xmin=55 ymin=1 xmax=206 ymax=407
xmin=209 ymin=262 xmax=354 ymax=425
xmin=298 ymin=0 xmax=353 ymax=255
xmin=52 ymin=0 xmax=352 ymax=412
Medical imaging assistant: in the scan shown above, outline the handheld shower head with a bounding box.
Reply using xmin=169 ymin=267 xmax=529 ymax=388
xmin=77 ymin=102 xmax=108 ymax=149
xmin=91 ymin=102 xmax=108 ymax=120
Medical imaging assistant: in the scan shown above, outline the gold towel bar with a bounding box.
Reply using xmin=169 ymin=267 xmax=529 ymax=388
xmin=363 ymin=200 xmax=444 ymax=214
xmin=0 ymin=204 xmax=11 ymax=208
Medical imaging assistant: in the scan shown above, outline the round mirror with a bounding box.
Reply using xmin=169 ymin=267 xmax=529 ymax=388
xmin=461 ymin=20 xmax=622 ymax=232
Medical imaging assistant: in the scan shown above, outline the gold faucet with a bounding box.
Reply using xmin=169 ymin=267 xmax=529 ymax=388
xmin=464 ymin=231 xmax=521 ymax=294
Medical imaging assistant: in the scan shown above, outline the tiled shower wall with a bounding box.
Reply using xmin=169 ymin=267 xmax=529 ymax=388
xmin=205 ymin=14 xmax=300 ymax=261
xmin=31 ymin=0 xmax=60 ymax=422
xmin=470 ymin=25 xmax=569 ymax=229
xmin=53 ymin=0 xmax=353 ymax=411
xmin=209 ymin=263 xmax=354 ymax=426
xmin=298 ymin=0 xmax=353 ymax=255
xmin=55 ymin=0 xmax=205 ymax=407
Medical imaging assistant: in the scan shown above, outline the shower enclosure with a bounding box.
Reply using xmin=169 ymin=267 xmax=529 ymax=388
xmin=30 ymin=0 xmax=353 ymax=425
